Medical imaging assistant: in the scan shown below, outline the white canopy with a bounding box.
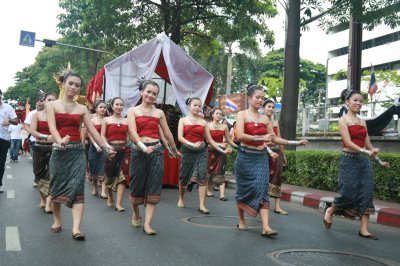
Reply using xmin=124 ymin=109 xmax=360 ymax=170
xmin=104 ymin=32 xmax=214 ymax=116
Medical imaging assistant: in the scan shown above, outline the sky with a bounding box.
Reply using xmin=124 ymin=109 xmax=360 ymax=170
xmin=0 ymin=1 xmax=328 ymax=92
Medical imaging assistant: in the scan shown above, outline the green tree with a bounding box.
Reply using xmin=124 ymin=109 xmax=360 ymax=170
xmin=280 ymin=0 xmax=400 ymax=142
xmin=258 ymin=48 xmax=326 ymax=105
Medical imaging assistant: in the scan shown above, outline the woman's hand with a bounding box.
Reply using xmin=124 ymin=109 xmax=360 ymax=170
xmin=264 ymin=134 xmax=274 ymax=142
xmin=60 ymin=135 xmax=70 ymax=146
xmin=46 ymin=135 xmax=54 ymax=142
xmin=282 ymin=156 xmax=288 ymax=166
xmin=381 ymin=161 xmax=390 ymax=169
xmin=299 ymin=139 xmax=308 ymax=145
xmin=193 ymin=141 xmax=204 ymax=148
xmin=370 ymin=148 xmax=379 ymax=157
xmin=143 ymin=146 xmax=155 ymax=154
xmin=270 ymin=152 xmax=279 ymax=159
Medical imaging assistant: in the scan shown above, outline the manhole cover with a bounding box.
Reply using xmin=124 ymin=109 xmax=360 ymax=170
xmin=268 ymin=249 xmax=398 ymax=266
xmin=183 ymin=215 xmax=262 ymax=229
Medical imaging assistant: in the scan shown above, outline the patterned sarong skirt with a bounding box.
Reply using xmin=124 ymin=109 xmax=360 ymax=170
xmin=49 ymin=142 xmax=86 ymax=208
xmin=33 ymin=143 xmax=52 ymax=197
xmin=87 ymin=143 xmax=105 ymax=180
xmin=267 ymin=146 xmax=284 ymax=198
xmin=179 ymin=144 xmax=207 ymax=189
xmin=104 ymin=144 xmax=127 ymax=188
xmin=207 ymin=146 xmax=227 ymax=185
xmin=235 ymin=146 xmax=270 ymax=217
xmin=333 ymin=152 xmax=375 ymax=217
xmin=130 ymin=142 xmax=163 ymax=205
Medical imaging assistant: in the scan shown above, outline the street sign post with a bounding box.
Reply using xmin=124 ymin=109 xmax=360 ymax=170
xmin=19 ymin=31 xmax=36 ymax=47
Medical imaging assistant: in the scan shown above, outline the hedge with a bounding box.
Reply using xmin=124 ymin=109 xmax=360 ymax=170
xmin=226 ymin=150 xmax=400 ymax=203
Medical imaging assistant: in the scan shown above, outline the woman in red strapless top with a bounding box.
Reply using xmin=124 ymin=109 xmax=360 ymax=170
xmin=101 ymin=97 xmax=129 ymax=212
xmin=86 ymin=100 xmax=107 ymax=198
xmin=205 ymin=107 xmax=237 ymax=200
xmin=30 ymin=92 xmax=57 ymax=213
xmin=46 ymin=72 xmax=113 ymax=241
xmin=263 ymin=99 xmax=288 ymax=215
xmin=177 ymin=97 xmax=220 ymax=215
xmin=234 ymin=85 xmax=308 ymax=237
xmin=324 ymin=90 xmax=389 ymax=240
xmin=127 ymin=80 xmax=179 ymax=235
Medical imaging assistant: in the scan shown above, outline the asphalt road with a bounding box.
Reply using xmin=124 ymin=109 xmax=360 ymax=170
xmin=1 ymin=155 xmax=399 ymax=266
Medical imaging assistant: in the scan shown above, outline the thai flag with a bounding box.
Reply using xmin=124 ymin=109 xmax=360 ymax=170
xmin=225 ymin=97 xmax=238 ymax=112
xmin=368 ymin=68 xmax=378 ymax=96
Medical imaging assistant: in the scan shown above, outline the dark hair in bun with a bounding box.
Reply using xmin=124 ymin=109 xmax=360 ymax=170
xmin=137 ymin=78 xmax=159 ymax=93
xmin=94 ymin=100 xmax=106 ymax=110
xmin=186 ymin=97 xmax=201 ymax=106
xmin=262 ymin=99 xmax=275 ymax=108
xmin=210 ymin=107 xmax=222 ymax=117
xmin=60 ymin=71 xmax=83 ymax=85
xmin=42 ymin=92 xmax=57 ymax=101
xmin=246 ymin=84 xmax=263 ymax=96
xmin=345 ymin=90 xmax=363 ymax=100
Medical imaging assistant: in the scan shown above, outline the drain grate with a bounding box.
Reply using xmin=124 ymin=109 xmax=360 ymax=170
xmin=268 ymin=249 xmax=397 ymax=266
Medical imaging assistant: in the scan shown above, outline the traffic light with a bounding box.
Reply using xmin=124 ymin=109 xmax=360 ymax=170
xmin=43 ymin=39 xmax=56 ymax=47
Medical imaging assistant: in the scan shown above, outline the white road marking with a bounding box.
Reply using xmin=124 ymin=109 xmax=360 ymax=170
xmin=6 ymin=227 xmax=22 ymax=251
xmin=7 ymin=174 xmax=12 ymax=179
xmin=7 ymin=190 xmax=15 ymax=199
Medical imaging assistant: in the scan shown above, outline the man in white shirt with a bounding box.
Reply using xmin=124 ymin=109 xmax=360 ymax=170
xmin=24 ymin=96 xmax=44 ymax=155
xmin=8 ymin=120 xmax=22 ymax=163
xmin=0 ymin=90 xmax=18 ymax=192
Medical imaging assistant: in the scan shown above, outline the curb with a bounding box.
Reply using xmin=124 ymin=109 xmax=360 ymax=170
xmin=227 ymin=174 xmax=400 ymax=228
xmin=281 ymin=188 xmax=400 ymax=228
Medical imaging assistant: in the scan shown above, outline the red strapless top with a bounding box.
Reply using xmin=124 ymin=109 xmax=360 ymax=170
xmin=136 ymin=116 xmax=160 ymax=139
xmin=94 ymin=124 xmax=101 ymax=134
xmin=343 ymin=125 xmax=367 ymax=148
xmin=242 ymin=122 xmax=267 ymax=147
xmin=184 ymin=125 xmax=204 ymax=142
xmin=37 ymin=121 xmax=50 ymax=135
xmin=210 ymin=130 xmax=225 ymax=142
xmin=106 ymin=123 xmax=128 ymax=141
xmin=273 ymin=126 xmax=278 ymax=136
xmin=55 ymin=113 xmax=81 ymax=141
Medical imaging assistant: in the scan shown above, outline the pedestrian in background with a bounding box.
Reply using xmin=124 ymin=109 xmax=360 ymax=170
xmin=0 ymin=89 xmax=18 ymax=193
xmin=205 ymin=107 xmax=237 ymax=201
xmin=47 ymin=72 xmax=114 ymax=241
xmin=263 ymin=99 xmax=288 ymax=215
xmin=87 ymin=100 xmax=108 ymax=198
xmin=323 ymin=90 xmax=389 ymax=240
xmin=24 ymin=95 xmax=45 ymax=155
xmin=29 ymin=92 xmax=57 ymax=213
xmin=101 ymin=97 xmax=128 ymax=212
xmin=8 ymin=119 xmax=22 ymax=163
xmin=177 ymin=97 xmax=217 ymax=214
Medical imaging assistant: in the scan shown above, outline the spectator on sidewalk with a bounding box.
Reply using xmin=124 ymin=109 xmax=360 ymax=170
xmin=8 ymin=119 xmax=22 ymax=163
xmin=0 ymin=90 xmax=18 ymax=193
xmin=323 ymin=90 xmax=390 ymax=240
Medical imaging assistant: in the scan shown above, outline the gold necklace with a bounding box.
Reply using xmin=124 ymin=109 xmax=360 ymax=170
xmin=213 ymin=122 xmax=222 ymax=129
xmin=62 ymin=101 xmax=76 ymax=113
xmin=189 ymin=116 xmax=199 ymax=124
xmin=349 ymin=115 xmax=360 ymax=125
xmin=248 ymin=111 xmax=260 ymax=126
xmin=113 ymin=115 xmax=124 ymax=127
xmin=139 ymin=106 xmax=154 ymax=116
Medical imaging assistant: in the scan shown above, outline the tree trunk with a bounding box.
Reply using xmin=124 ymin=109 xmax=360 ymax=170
xmin=280 ymin=0 xmax=301 ymax=148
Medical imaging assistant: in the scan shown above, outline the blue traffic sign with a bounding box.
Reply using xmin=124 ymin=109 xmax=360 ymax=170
xmin=19 ymin=30 xmax=36 ymax=47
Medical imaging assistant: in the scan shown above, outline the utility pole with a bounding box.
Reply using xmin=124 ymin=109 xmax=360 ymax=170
xmin=347 ymin=0 xmax=363 ymax=92
xmin=226 ymin=43 xmax=233 ymax=95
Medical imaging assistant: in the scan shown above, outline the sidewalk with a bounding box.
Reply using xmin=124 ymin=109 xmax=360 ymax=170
xmin=225 ymin=172 xmax=400 ymax=228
